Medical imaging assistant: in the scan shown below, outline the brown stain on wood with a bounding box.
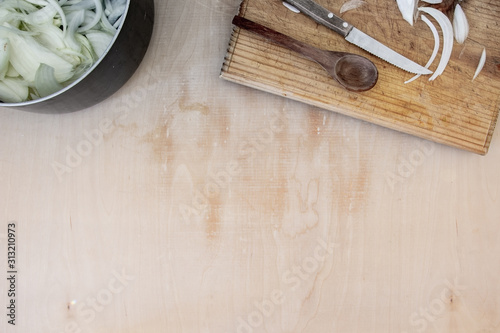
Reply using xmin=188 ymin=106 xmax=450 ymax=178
xmin=143 ymin=81 xmax=372 ymax=240
xmin=143 ymin=89 xmax=230 ymax=171
xmin=178 ymin=95 xmax=211 ymax=115
xmin=327 ymin=120 xmax=372 ymax=216
xmin=143 ymin=88 xmax=233 ymax=243
xmin=144 ymin=115 xmax=175 ymax=171
xmin=205 ymin=197 xmax=222 ymax=240
xmin=236 ymin=106 xmax=374 ymax=235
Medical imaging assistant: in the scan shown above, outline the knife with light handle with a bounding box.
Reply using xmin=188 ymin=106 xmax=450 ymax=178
xmin=282 ymin=0 xmax=432 ymax=75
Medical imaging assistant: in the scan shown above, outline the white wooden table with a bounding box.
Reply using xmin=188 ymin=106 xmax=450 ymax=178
xmin=1 ymin=0 xmax=499 ymax=332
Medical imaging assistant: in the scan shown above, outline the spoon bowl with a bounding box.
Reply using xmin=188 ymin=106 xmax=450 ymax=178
xmin=327 ymin=52 xmax=378 ymax=92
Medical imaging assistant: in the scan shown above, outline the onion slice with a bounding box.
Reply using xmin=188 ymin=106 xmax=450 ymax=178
xmin=473 ymin=48 xmax=486 ymax=81
xmin=46 ymin=0 xmax=68 ymax=36
xmin=0 ymin=77 xmax=29 ymax=103
xmin=77 ymin=0 xmax=104 ymax=32
xmin=282 ymin=1 xmax=300 ymax=13
xmin=0 ymin=38 xmax=11 ymax=79
xmin=340 ymin=0 xmax=366 ymax=14
xmin=420 ymin=0 xmax=443 ymax=4
xmin=397 ymin=0 xmax=417 ymax=26
xmin=5 ymin=31 xmax=74 ymax=82
xmin=85 ymin=30 xmax=114 ymax=58
xmin=405 ymin=14 xmax=440 ymax=84
xmin=418 ymin=7 xmax=454 ymax=81
xmin=34 ymin=63 xmax=63 ymax=97
xmin=453 ymin=4 xmax=469 ymax=44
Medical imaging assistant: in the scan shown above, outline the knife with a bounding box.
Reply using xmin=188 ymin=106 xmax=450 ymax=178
xmin=282 ymin=0 xmax=432 ymax=75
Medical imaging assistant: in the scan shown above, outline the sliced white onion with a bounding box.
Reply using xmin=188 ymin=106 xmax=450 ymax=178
xmin=282 ymin=1 xmax=300 ymax=13
xmin=405 ymin=14 xmax=440 ymax=84
xmin=473 ymin=48 xmax=486 ymax=81
xmin=0 ymin=77 xmax=29 ymax=103
xmin=35 ymin=63 xmax=63 ymax=97
xmin=0 ymin=0 xmax=126 ymax=102
xmin=340 ymin=0 xmax=366 ymax=14
xmin=5 ymin=31 xmax=74 ymax=82
xmin=26 ymin=2 xmax=58 ymax=26
xmin=86 ymin=30 xmax=114 ymax=58
xmin=420 ymin=0 xmax=443 ymax=4
xmin=0 ymin=38 xmax=10 ymax=79
xmin=46 ymin=0 xmax=68 ymax=36
xmin=397 ymin=0 xmax=417 ymax=26
xmin=453 ymin=4 xmax=469 ymax=44
xmin=6 ymin=64 xmax=18 ymax=77
xmin=77 ymin=0 xmax=104 ymax=32
xmin=418 ymin=7 xmax=454 ymax=81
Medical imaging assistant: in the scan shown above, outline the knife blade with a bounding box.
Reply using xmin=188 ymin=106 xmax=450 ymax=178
xmin=282 ymin=0 xmax=432 ymax=75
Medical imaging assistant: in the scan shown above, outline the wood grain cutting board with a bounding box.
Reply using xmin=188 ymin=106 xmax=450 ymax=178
xmin=220 ymin=0 xmax=500 ymax=155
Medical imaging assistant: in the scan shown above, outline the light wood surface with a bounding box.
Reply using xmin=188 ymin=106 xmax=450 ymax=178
xmin=221 ymin=0 xmax=500 ymax=155
xmin=1 ymin=0 xmax=500 ymax=332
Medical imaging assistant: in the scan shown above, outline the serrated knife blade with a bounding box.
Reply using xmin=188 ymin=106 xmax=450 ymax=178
xmin=282 ymin=0 xmax=432 ymax=75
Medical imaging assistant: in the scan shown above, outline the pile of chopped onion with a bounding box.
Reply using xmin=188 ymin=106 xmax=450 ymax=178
xmin=0 ymin=0 xmax=127 ymax=103
xmin=395 ymin=0 xmax=486 ymax=82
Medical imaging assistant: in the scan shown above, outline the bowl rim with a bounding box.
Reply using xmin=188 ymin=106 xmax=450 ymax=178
xmin=0 ymin=0 xmax=131 ymax=107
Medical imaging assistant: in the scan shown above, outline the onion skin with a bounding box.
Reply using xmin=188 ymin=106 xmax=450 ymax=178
xmin=430 ymin=0 xmax=464 ymax=14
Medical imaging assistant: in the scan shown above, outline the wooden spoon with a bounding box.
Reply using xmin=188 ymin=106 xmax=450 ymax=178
xmin=232 ymin=16 xmax=378 ymax=92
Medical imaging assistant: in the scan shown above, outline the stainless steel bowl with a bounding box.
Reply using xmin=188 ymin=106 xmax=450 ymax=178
xmin=0 ymin=0 xmax=155 ymax=113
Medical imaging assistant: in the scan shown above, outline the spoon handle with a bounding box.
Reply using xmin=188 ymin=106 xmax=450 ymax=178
xmin=232 ymin=16 xmax=340 ymax=65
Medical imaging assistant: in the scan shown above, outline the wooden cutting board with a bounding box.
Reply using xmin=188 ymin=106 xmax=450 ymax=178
xmin=220 ymin=0 xmax=500 ymax=155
